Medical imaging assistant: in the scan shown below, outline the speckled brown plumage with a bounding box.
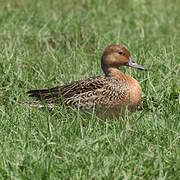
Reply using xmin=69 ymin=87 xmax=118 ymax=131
xmin=28 ymin=76 xmax=129 ymax=109
xmin=27 ymin=44 xmax=146 ymax=118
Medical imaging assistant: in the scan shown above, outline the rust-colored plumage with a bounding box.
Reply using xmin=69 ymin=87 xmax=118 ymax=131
xmin=27 ymin=44 xmax=146 ymax=118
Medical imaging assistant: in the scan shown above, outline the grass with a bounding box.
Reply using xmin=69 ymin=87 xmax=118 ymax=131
xmin=0 ymin=0 xmax=179 ymax=179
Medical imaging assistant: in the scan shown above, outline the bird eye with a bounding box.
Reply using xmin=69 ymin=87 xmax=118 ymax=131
xmin=119 ymin=52 xmax=123 ymax=55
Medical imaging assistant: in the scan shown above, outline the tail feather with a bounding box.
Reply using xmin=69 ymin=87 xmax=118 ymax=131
xmin=26 ymin=87 xmax=66 ymax=110
xmin=27 ymin=88 xmax=60 ymax=99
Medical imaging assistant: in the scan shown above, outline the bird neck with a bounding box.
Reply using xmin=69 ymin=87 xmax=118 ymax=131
xmin=104 ymin=67 xmax=131 ymax=81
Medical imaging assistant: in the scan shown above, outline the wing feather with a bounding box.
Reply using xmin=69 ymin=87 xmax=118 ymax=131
xmin=27 ymin=76 xmax=129 ymax=109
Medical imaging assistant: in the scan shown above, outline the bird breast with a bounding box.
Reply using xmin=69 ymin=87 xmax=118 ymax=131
xmin=127 ymin=77 xmax=142 ymax=111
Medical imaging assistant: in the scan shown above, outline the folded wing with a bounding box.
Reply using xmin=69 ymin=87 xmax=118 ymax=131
xmin=27 ymin=76 xmax=129 ymax=109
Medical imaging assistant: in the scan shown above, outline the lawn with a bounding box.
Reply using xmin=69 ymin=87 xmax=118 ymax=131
xmin=0 ymin=0 xmax=179 ymax=179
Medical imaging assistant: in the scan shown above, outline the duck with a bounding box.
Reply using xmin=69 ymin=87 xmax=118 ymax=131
xmin=27 ymin=44 xmax=146 ymax=119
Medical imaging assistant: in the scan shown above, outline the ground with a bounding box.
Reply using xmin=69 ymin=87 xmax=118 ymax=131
xmin=0 ymin=0 xmax=179 ymax=179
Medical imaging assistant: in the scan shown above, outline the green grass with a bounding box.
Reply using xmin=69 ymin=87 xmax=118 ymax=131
xmin=0 ymin=0 xmax=180 ymax=179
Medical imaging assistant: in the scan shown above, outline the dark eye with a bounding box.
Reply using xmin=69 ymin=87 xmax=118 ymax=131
xmin=119 ymin=52 xmax=123 ymax=55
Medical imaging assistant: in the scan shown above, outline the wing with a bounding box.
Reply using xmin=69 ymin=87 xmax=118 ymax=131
xmin=27 ymin=76 xmax=105 ymax=102
xmin=27 ymin=76 xmax=129 ymax=109
xmin=64 ymin=77 xmax=130 ymax=109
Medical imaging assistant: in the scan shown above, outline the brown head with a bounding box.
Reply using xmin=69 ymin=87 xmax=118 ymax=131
xmin=101 ymin=44 xmax=146 ymax=76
